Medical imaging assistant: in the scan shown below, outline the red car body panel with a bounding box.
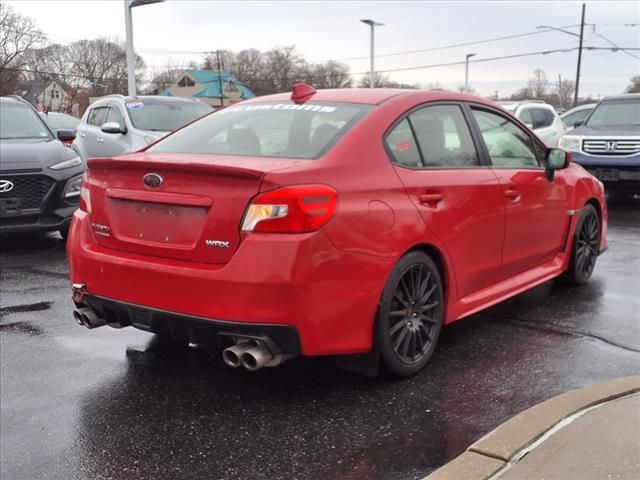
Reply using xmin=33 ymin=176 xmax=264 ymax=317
xmin=67 ymin=89 xmax=608 ymax=357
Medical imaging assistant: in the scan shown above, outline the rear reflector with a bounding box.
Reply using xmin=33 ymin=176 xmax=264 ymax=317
xmin=241 ymin=185 xmax=337 ymax=233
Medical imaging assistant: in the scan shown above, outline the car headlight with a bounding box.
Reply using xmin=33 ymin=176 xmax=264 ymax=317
xmin=64 ymin=174 xmax=83 ymax=199
xmin=558 ymin=135 xmax=581 ymax=152
xmin=50 ymin=156 xmax=83 ymax=170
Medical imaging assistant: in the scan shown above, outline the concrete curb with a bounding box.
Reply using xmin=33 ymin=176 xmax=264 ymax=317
xmin=423 ymin=375 xmax=640 ymax=480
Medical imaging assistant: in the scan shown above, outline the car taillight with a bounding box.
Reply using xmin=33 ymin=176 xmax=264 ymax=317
xmin=241 ymin=185 xmax=337 ymax=233
xmin=79 ymin=175 xmax=91 ymax=213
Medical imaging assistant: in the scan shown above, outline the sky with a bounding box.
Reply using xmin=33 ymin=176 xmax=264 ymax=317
xmin=6 ymin=0 xmax=640 ymax=98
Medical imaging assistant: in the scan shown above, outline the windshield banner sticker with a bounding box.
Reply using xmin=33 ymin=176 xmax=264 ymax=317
xmin=220 ymin=104 xmax=337 ymax=114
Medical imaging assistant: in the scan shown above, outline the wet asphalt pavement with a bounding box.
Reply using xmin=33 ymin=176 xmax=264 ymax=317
xmin=1 ymin=200 xmax=639 ymax=480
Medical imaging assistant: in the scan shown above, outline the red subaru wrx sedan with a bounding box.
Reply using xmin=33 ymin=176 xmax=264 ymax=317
xmin=67 ymin=86 xmax=607 ymax=377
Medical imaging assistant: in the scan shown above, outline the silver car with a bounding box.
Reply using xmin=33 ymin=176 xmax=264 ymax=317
xmin=73 ymin=95 xmax=213 ymax=159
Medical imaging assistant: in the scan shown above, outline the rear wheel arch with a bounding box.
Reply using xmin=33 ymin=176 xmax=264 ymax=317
xmin=405 ymin=243 xmax=450 ymax=290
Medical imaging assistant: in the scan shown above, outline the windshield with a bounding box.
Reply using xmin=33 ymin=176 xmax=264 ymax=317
xmin=586 ymin=99 xmax=640 ymax=127
xmin=47 ymin=113 xmax=80 ymax=130
xmin=149 ymin=101 xmax=372 ymax=159
xmin=125 ymin=99 xmax=213 ymax=131
xmin=0 ymin=103 xmax=53 ymax=140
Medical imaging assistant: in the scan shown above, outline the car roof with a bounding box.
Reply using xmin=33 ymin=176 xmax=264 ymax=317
xmin=600 ymin=93 xmax=640 ymax=102
xmin=92 ymin=94 xmax=206 ymax=105
xmin=1 ymin=96 xmax=30 ymax=106
xmin=240 ymin=88 xmax=499 ymax=107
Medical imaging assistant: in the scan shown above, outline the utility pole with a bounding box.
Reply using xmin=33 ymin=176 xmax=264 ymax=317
xmin=216 ymin=50 xmax=224 ymax=107
xmin=574 ymin=3 xmax=586 ymax=106
xmin=464 ymin=53 xmax=476 ymax=92
xmin=558 ymin=74 xmax=562 ymax=109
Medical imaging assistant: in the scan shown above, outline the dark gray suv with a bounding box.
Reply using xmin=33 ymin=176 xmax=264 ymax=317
xmin=0 ymin=96 xmax=84 ymax=239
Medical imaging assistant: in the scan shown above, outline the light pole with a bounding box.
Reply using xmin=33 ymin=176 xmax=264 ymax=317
xmin=124 ymin=0 xmax=165 ymax=97
xmin=464 ymin=53 xmax=476 ymax=92
xmin=360 ymin=19 xmax=383 ymax=88
xmin=537 ymin=3 xmax=586 ymax=106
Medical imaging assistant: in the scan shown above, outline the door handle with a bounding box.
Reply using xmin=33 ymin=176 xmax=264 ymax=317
xmin=79 ymin=133 xmax=86 ymax=138
xmin=96 ymin=137 xmax=104 ymax=143
xmin=419 ymin=193 xmax=444 ymax=205
xmin=504 ymin=189 xmax=521 ymax=202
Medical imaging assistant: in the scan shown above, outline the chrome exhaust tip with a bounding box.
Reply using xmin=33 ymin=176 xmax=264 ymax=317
xmin=222 ymin=340 xmax=259 ymax=368
xmin=240 ymin=344 xmax=274 ymax=371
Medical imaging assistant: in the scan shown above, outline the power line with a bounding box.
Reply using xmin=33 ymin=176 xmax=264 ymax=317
xmin=309 ymin=25 xmax=584 ymax=64
xmin=591 ymin=29 xmax=640 ymax=60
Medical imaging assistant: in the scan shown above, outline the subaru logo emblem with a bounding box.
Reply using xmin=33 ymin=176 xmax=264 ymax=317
xmin=142 ymin=173 xmax=163 ymax=189
xmin=605 ymin=141 xmax=617 ymax=152
xmin=0 ymin=180 xmax=14 ymax=193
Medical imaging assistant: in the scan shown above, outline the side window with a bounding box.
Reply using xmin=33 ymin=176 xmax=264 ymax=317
xmin=472 ymin=109 xmax=540 ymax=168
xmin=409 ymin=105 xmax=479 ymax=167
xmin=106 ymin=106 xmax=125 ymax=128
xmin=531 ymin=108 xmax=552 ymax=129
xmin=88 ymin=107 xmax=108 ymax=127
xmin=518 ymin=108 xmax=533 ymax=127
xmin=384 ymin=118 xmax=421 ymax=167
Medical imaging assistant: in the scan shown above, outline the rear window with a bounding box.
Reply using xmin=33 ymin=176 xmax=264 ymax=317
xmin=0 ymin=103 xmax=53 ymax=141
xmin=149 ymin=101 xmax=372 ymax=159
xmin=586 ymin=99 xmax=640 ymax=127
xmin=126 ymin=99 xmax=213 ymax=132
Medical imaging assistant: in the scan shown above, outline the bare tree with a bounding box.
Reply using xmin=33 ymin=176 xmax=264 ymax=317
xmin=357 ymin=72 xmax=417 ymax=89
xmin=300 ymin=60 xmax=352 ymax=89
xmin=0 ymin=3 xmax=46 ymax=94
xmin=527 ymin=69 xmax=548 ymax=98
xmin=556 ymin=79 xmax=575 ymax=110
xmin=148 ymin=59 xmax=186 ymax=93
xmin=510 ymin=87 xmax=533 ymax=100
xmin=627 ymin=75 xmax=640 ymax=93
xmin=66 ymin=38 xmax=145 ymax=96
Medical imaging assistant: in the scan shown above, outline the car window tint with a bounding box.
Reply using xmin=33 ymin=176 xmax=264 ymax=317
xmin=409 ymin=105 xmax=479 ymax=167
xmin=384 ymin=118 xmax=422 ymax=167
xmin=531 ymin=108 xmax=552 ymax=128
xmin=472 ymin=109 xmax=539 ymax=168
xmin=88 ymin=107 xmax=108 ymax=127
xmin=518 ymin=109 xmax=533 ymax=126
xmin=564 ymin=108 xmax=591 ymax=126
xmin=106 ymin=107 xmax=126 ymax=128
xmin=544 ymin=109 xmax=555 ymax=125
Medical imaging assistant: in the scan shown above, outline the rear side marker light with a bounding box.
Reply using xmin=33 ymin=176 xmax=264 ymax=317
xmin=241 ymin=185 xmax=337 ymax=233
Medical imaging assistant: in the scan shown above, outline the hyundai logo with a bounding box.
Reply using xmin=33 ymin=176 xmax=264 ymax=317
xmin=0 ymin=180 xmax=15 ymax=193
xmin=142 ymin=173 xmax=163 ymax=189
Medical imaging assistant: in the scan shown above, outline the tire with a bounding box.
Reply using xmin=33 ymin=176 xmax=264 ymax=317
xmin=562 ymin=204 xmax=600 ymax=285
xmin=376 ymin=251 xmax=444 ymax=377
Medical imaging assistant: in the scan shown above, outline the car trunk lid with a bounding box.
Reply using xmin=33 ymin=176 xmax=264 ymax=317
xmin=86 ymin=152 xmax=301 ymax=264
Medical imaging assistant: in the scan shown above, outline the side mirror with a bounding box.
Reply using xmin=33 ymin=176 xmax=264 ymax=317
xmin=524 ymin=122 xmax=534 ymax=129
xmin=56 ymin=129 xmax=76 ymax=142
xmin=545 ymin=148 xmax=570 ymax=181
xmin=573 ymin=120 xmax=583 ymax=128
xmin=101 ymin=122 xmax=126 ymax=134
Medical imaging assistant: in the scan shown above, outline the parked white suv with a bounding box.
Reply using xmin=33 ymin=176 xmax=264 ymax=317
xmin=73 ymin=95 xmax=213 ymax=160
xmin=498 ymin=101 xmax=565 ymax=147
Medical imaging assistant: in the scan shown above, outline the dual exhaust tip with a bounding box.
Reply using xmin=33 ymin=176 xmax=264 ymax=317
xmin=222 ymin=339 xmax=293 ymax=371
xmin=73 ymin=306 xmax=106 ymax=329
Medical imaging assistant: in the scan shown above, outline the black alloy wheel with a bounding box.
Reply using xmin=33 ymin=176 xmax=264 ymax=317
xmin=377 ymin=251 xmax=443 ymax=377
xmin=562 ymin=204 xmax=600 ymax=285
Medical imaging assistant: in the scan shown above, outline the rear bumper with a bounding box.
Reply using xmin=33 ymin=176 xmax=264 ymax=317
xmin=81 ymin=294 xmax=302 ymax=354
xmin=67 ymin=210 xmax=393 ymax=356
